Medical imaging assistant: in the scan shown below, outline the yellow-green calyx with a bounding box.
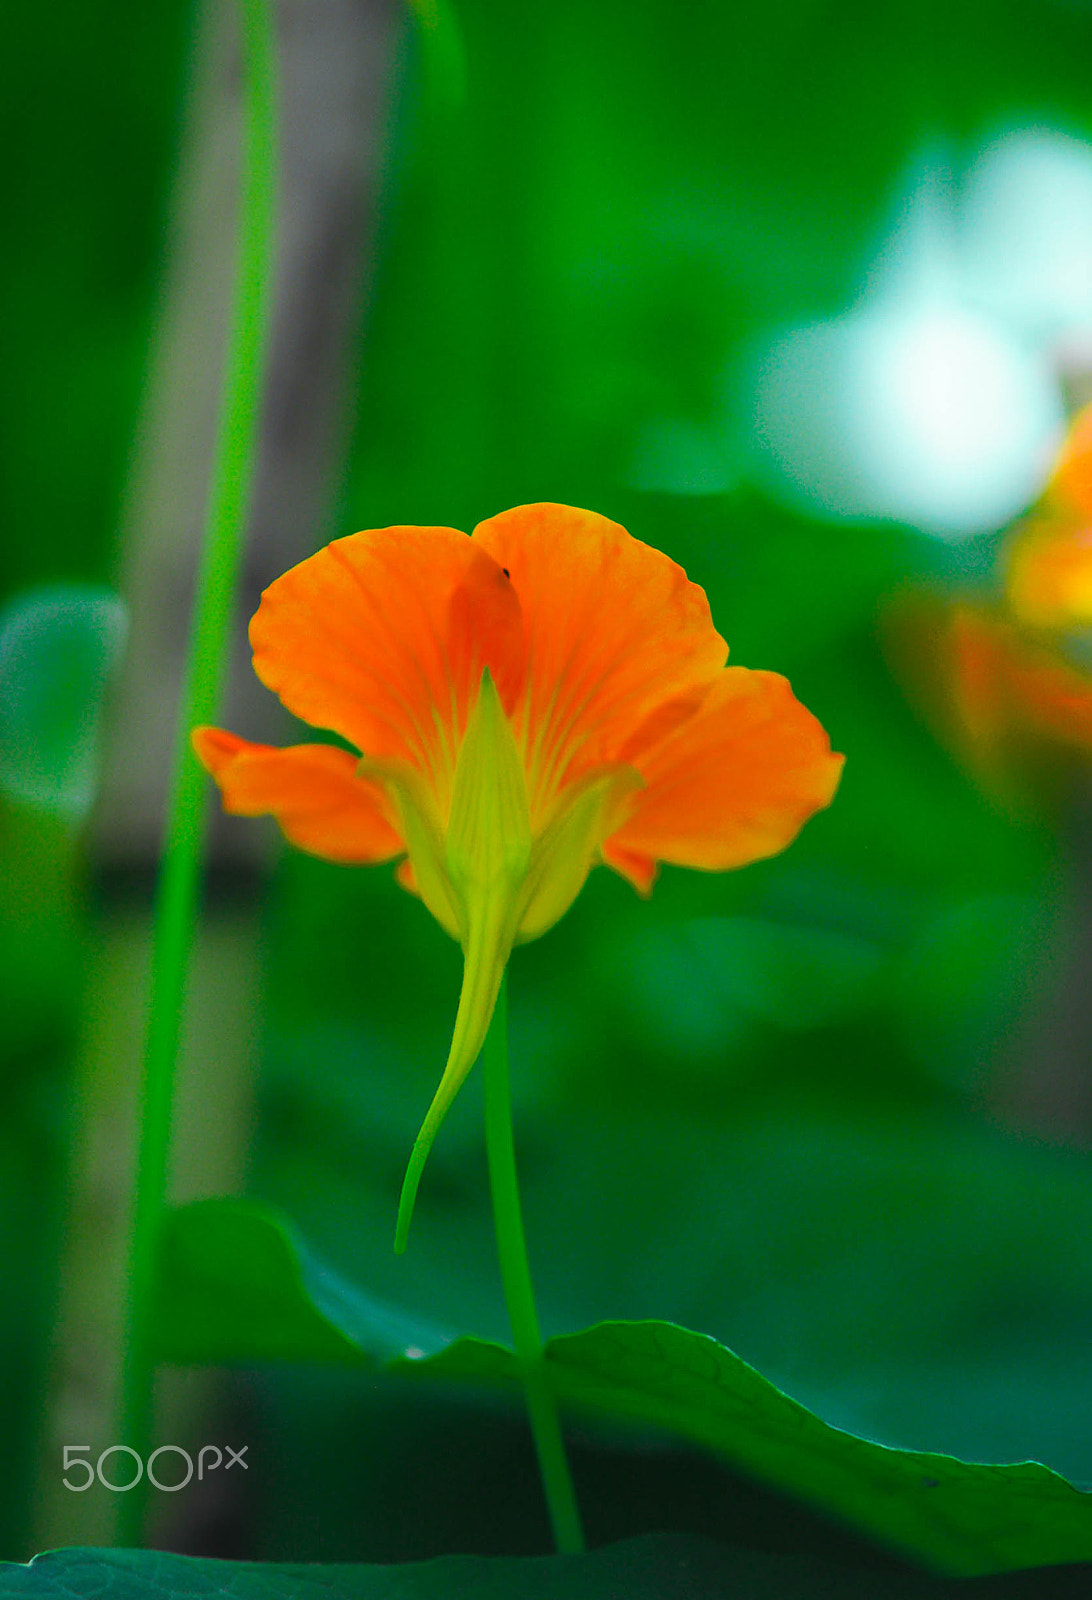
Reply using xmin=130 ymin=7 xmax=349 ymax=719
xmin=390 ymin=668 xmax=640 ymax=1251
xmin=394 ymin=670 xmax=532 ymax=1251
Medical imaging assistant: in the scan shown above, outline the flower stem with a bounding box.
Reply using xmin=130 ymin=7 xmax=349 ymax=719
xmin=118 ymin=0 xmax=277 ymax=1547
xmin=482 ymin=973 xmax=585 ymax=1555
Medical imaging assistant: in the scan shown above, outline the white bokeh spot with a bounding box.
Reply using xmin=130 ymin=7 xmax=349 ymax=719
xmin=750 ymin=128 xmax=1092 ymax=538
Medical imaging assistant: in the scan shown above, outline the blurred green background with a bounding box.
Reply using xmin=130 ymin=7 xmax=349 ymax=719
xmin=5 ymin=0 xmax=1092 ymax=1572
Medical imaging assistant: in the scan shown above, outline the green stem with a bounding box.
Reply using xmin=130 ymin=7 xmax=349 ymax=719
xmin=482 ymin=973 xmax=585 ymax=1555
xmin=118 ymin=0 xmax=277 ymax=1546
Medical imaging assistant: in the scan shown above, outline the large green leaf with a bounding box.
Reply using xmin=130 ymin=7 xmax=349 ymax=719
xmin=248 ymin=1064 xmax=1092 ymax=1481
xmin=155 ymin=1199 xmax=448 ymax=1366
xmin=2 ymin=1539 xmax=1090 ymax=1600
xmin=533 ymin=1324 xmax=1092 ymax=1580
xmin=155 ymin=1200 xmax=1092 ymax=1576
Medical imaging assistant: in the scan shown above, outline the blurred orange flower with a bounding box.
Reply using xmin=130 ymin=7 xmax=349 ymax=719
xmin=1007 ymin=523 xmax=1092 ymax=632
xmin=947 ymin=604 xmax=1092 ymax=766
xmin=890 ymin=403 xmax=1092 ymax=803
xmin=1006 ymin=402 xmax=1092 ymax=631
xmin=194 ymin=503 xmax=842 ymax=1235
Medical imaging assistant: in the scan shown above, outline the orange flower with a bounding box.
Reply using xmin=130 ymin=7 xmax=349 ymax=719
xmin=1007 ymin=519 xmax=1092 ymax=632
xmin=1006 ymin=401 xmax=1092 ymax=630
xmin=194 ymin=504 xmax=842 ymax=1242
xmin=887 ymin=406 xmax=1092 ymax=811
xmin=947 ymin=604 xmax=1092 ymax=774
xmin=1041 ymin=399 xmax=1092 ymax=520
xmin=885 ymin=590 xmax=1092 ymax=809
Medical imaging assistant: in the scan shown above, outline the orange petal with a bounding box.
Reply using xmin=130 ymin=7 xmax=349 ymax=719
xmin=1006 ymin=517 xmax=1092 ymax=629
xmin=471 ymin=504 xmax=726 ymax=814
xmin=947 ymin=607 xmax=1008 ymax=757
xmin=604 ymin=668 xmax=843 ymax=872
xmin=599 ymin=840 xmax=658 ymax=895
xmin=192 ymin=727 xmax=403 ymax=863
xmin=950 ymin=608 xmax=1092 ymax=753
xmin=1013 ymin=653 xmax=1092 ymax=747
xmin=1045 ymin=402 xmax=1092 ymax=517
xmin=248 ymin=527 xmax=524 ymax=807
xmin=395 ymin=857 xmax=419 ymax=896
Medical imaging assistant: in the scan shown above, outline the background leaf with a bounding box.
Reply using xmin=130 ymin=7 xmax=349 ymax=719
xmin=155 ymin=1199 xmax=449 ymax=1367
xmin=0 ymin=586 xmax=128 ymax=818
xmin=156 ymin=1199 xmax=1092 ymax=1577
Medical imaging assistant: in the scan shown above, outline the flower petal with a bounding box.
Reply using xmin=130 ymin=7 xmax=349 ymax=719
xmin=1045 ymin=402 xmax=1092 ymax=517
xmin=192 ymin=727 xmax=403 ymax=863
xmin=248 ymin=526 xmax=525 ymax=807
xmin=604 ymin=668 xmax=843 ymax=871
xmin=1006 ymin=517 xmax=1092 ymax=629
xmin=599 ymin=841 xmax=658 ymax=896
xmin=471 ymin=504 xmax=726 ymax=814
xmin=949 ymin=607 xmax=1092 ymax=754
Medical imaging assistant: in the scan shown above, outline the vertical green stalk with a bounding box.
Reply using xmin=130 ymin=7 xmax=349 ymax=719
xmin=482 ymin=974 xmax=585 ymax=1555
xmin=118 ymin=0 xmax=277 ymax=1546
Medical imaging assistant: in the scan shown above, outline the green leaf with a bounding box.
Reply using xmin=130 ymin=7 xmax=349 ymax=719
xmin=155 ymin=1200 xmax=1092 ymax=1577
xmin=538 ymin=1323 xmax=1092 ymax=1580
xmin=401 ymin=1323 xmax=1092 ymax=1578
xmin=2 ymin=1539 xmax=1090 ymax=1600
xmin=154 ymin=1199 xmax=449 ymax=1366
xmin=251 ymin=1062 xmax=1092 ymax=1480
